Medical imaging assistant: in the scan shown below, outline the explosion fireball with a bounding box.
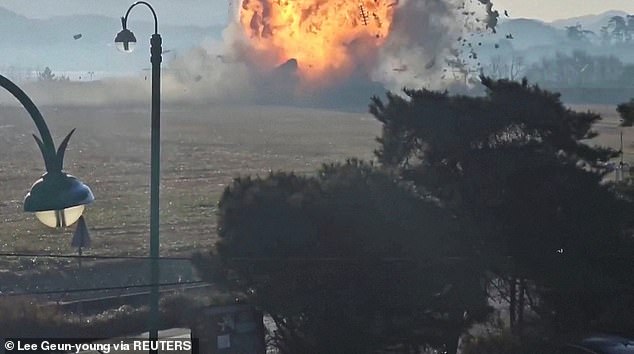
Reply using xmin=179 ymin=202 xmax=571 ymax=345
xmin=239 ymin=0 xmax=396 ymax=84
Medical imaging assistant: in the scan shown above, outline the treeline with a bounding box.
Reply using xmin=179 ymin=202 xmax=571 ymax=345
xmin=566 ymin=14 xmax=634 ymax=45
xmin=194 ymin=78 xmax=634 ymax=353
xmin=483 ymin=50 xmax=634 ymax=90
xmin=525 ymin=50 xmax=634 ymax=88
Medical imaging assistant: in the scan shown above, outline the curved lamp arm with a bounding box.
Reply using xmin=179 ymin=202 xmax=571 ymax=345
xmin=123 ymin=1 xmax=159 ymax=34
xmin=0 ymin=74 xmax=74 ymax=173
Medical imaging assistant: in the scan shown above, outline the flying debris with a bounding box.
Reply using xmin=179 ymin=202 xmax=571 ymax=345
xmin=216 ymin=55 xmax=236 ymax=63
xmin=73 ymin=33 xmax=82 ymax=40
xmin=506 ymin=33 xmax=514 ymax=39
xmin=393 ymin=64 xmax=408 ymax=72
xmin=373 ymin=12 xmax=382 ymax=27
xmin=504 ymin=10 xmax=509 ymax=17
xmin=482 ymin=1 xmax=499 ymax=33
xmin=359 ymin=3 xmax=369 ymax=26
xmin=494 ymin=43 xmax=500 ymax=48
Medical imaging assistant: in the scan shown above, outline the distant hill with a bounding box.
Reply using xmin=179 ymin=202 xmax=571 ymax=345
xmin=472 ymin=10 xmax=634 ymax=66
xmin=3 ymin=6 xmax=634 ymax=80
xmin=0 ymin=7 xmax=223 ymax=74
xmin=550 ymin=10 xmax=630 ymax=33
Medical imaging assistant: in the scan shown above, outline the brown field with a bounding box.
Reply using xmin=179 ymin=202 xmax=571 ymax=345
xmin=571 ymin=104 xmax=634 ymax=155
xmin=0 ymin=103 xmax=380 ymax=266
xmin=0 ymin=101 xmax=631 ymax=280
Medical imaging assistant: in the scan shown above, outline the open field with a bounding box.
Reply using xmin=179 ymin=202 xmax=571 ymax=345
xmin=0 ymin=101 xmax=632 ymax=291
xmin=572 ymin=104 xmax=634 ymax=154
xmin=0 ymin=103 xmax=380 ymax=266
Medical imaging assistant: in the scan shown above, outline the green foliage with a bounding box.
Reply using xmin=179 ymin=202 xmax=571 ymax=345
xmin=617 ymin=99 xmax=634 ymax=127
xmin=370 ymin=77 xmax=633 ymax=335
xmin=198 ymin=160 xmax=490 ymax=353
xmin=193 ymin=77 xmax=633 ymax=351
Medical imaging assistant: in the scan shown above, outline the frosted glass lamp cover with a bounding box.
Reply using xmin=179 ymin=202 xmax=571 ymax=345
xmin=116 ymin=40 xmax=136 ymax=53
xmin=24 ymin=171 xmax=94 ymax=228
xmin=35 ymin=205 xmax=85 ymax=228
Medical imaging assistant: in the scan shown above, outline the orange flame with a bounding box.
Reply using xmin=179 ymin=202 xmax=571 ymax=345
xmin=239 ymin=0 xmax=396 ymax=85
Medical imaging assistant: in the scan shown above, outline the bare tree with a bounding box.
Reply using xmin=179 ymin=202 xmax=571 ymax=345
xmin=509 ymin=56 xmax=525 ymax=81
xmin=484 ymin=55 xmax=525 ymax=81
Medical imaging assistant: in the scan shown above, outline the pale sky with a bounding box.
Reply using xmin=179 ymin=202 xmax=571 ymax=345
xmin=1 ymin=0 xmax=634 ymax=26
xmin=0 ymin=0 xmax=227 ymax=26
xmin=491 ymin=0 xmax=634 ymax=21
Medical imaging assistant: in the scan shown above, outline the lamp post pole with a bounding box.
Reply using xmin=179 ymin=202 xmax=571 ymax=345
xmin=115 ymin=2 xmax=161 ymax=348
xmin=149 ymin=30 xmax=162 ymax=350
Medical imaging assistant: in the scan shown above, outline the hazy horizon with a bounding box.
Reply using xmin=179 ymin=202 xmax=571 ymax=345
xmin=1 ymin=0 xmax=634 ymax=26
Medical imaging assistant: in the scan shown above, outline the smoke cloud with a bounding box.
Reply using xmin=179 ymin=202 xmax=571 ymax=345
xmin=165 ymin=0 xmax=496 ymax=106
xmin=0 ymin=0 xmax=497 ymax=109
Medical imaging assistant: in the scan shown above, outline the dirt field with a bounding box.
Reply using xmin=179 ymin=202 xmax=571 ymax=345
xmin=571 ymin=104 xmax=634 ymax=156
xmin=0 ymin=103 xmax=380 ymax=268
xmin=0 ymin=102 xmax=631 ymax=273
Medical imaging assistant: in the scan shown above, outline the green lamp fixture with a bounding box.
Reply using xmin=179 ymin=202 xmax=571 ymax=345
xmin=1 ymin=74 xmax=94 ymax=228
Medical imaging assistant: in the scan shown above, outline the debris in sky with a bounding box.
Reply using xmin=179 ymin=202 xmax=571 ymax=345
xmin=494 ymin=43 xmax=500 ymax=48
xmin=359 ymin=3 xmax=369 ymax=26
xmin=506 ymin=33 xmax=514 ymax=39
xmin=477 ymin=0 xmax=499 ymax=33
xmin=373 ymin=12 xmax=382 ymax=27
xmin=504 ymin=10 xmax=509 ymax=17
xmin=73 ymin=33 xmax=82 ymax=40
xmin=393 ymin=64 xmax=408 ymax=72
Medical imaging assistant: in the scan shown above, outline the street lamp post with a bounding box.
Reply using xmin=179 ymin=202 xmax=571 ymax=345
xmin=0 ymin=74 xmax=94 ymax=227
xmin=115 ymin=1 xmax=162 ymax=347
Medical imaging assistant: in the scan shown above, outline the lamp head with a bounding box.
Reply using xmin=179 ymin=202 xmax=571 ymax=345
xmin=25 ymin=128 xmax=94 ymax=228
xmin=24 ymin=171 xmax=94 ymax=228
xmin=115 ymin=17 xmax=137 ymax=53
